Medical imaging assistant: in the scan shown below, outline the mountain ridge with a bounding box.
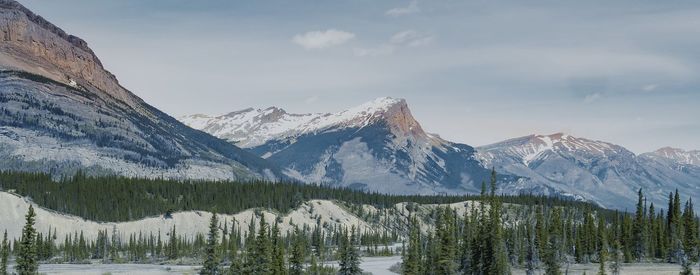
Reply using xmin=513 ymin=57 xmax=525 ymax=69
xmin=0 ymin=0 xmax=282 ymax=180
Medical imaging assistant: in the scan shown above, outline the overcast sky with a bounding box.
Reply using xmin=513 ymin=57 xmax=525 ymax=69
xmin=19 ymin=0 xmax=700 ymax=153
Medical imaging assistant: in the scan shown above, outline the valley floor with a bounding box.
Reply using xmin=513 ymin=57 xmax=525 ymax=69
xmin=6 ymin=259 xmax=693 ymax=275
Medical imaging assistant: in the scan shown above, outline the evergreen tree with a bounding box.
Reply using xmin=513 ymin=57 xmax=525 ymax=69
xmin=288 ymin=228 xmax=305 ymax=275
xmin=609 ymin=239 xmax=622 ymax=275
xmin=486 ymin=169 xmax=509 ymax=275
xmin=632 ymin=188 xmax=647 ymax=262
xmin=403 ymin=215 xmax=422 ymax=275
xmin=201 ymin=213 xmax=220 ymax=275
xmin=338 ymin=226 xmax=362 ymax=275
xmin=543 ymin=208 xmax=562 ymax=275
xmin=597 ymin=218 xmax=608 ymax=275
xmin=252 ymin=216 xmax=272 ymax=274
xmin=1 ymin=230 xmax=8 ymax=275
xmin=436 ymin=207 xmax=457 ymax=274
xmin=16 ymin=205 xmax=39 ymax=274
xmin=168 ymin=225 xmax=178 ymax=260
xmin=270 ymin=221 xmax=286 ymax=275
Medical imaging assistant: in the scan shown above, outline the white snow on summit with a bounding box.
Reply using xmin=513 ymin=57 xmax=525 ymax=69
xmin=180 ymin=97 xmax=406 ymax=148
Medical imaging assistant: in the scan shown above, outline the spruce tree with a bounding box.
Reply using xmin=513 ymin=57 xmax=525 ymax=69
xmin=288 ymin=228 xmax=305 ymax=275
xmin=1 ymin=230 xmax=8 ymax=275
xmin=270 ymin=221 xmax=286 ymax=275
xmin=632 ymin=188 xmax=646 ymax=262
xmin=201 ymin=213 xmax=220 ymax=275
xmin=543 ymin=208 xmax=562 ymax=275
xmin=436 ymin=207 xmax=457 ymax=274
xmin=16 ymin=205 xmax=39 ymax=274
xmin=252 ymin=216 xmax=272 ymax=274
xmin=403 ymin=215 xmax=422 ymax=275
xmin=487 ymin=169 xmax=509 ymax=275
xmin=338 ymin=226 xmax=362 ymax=275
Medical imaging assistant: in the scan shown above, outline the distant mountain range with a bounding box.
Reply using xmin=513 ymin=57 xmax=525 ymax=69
xmin=181 ymin=97 xmax=496 ymax=194
xmin=182 ymin=100 xmax=700 ymax=210
xmin=0 ymin=0 xmax=280 ymax=180
xmin=0 ymin=0 xmax=697 ymax=211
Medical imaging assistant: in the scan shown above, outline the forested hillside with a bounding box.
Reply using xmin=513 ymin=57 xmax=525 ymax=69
xmin=0 ymin=171 xmax=598 ymax=222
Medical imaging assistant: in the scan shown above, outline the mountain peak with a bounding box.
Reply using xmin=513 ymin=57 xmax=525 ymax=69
xmin=0 ymin=1 xmax=141 ymax=107
xmin=180 ymin=96 xmax=428 ymax=148
xmin=648 ymin=146 xmax=700 ymax=166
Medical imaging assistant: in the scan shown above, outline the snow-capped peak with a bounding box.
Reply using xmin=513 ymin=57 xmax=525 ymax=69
xmin=179 ymin=97 xmax=417 ymax=148
xmin=477 ymin=132 xmax=624 ymax=166
xmin=647 ymin=147 xmax=700 ymax=166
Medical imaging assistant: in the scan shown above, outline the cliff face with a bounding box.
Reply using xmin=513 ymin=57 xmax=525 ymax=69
xmin=0 ymin=0 xmax=281 ymax=181
xmin=0 ymin=0 xmax=139 ymax=108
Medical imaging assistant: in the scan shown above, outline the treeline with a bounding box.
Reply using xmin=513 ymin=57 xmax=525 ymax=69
xmin=401 ymin=173 xmax=700 ymax=274
xmin=0 ymin=170 xmax=606 ymax=222
xmin=2 ymin=204 xmax=381 ymax=274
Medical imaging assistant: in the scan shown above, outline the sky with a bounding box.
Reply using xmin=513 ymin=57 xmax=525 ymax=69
xmin=18 ymin=0 xmax=700 ymax=153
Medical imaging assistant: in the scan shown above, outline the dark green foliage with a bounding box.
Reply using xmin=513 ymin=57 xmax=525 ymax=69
xmin=16 ymin=205 xmax=38 ymax=274
xmin=403 ymin=215 xmax=422 ymax=275
xmin=201 ymin=213 xmax=220 ymax=275
xmin=0 ymin=171 xmax=611 ymax=222
xmin=1 ymin=230 xmax=8 ymax=275
xmin=338 ymin=226 xmax=361 ymax=275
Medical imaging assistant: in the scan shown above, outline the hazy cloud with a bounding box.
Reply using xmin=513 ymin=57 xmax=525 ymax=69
xmin=386 ymin=1 xmax=420 ymax=17
xmin=292 ymin=29 xmax=355 ymax=49
xmin=390 ymin=30 xmax=434 ymax=47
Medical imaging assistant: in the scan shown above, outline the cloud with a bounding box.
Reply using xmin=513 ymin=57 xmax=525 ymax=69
xmin=386 ymin=1 xmax=420 ymax=17
xmin=642 ymin=84 xmax=658 ymax=92
xmin=584 ymin=92 xmax=602 ymax=103
xmin=354 ymin=45 xmax=395 ymax=57
xmin=292 ymin=29 xmax=355 ymax=49
xmin=390 ymin=30 xmax=434 ymax=47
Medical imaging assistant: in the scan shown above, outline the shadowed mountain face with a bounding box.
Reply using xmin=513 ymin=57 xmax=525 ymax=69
xmin=477 ymin=133 xmax=700 ymax=210
xmin=0 ymin=0 xmax=280 ymax=180
xmin=181 ymin=97 xmax=498 ymax=195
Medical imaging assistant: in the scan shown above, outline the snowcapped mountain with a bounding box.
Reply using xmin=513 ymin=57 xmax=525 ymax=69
xmin=181 ymin=97 xmax=497 ymax=194
xmin=476 ymin=133 xmax=700 ymax=210
xmin=0 ymin=0 xmax=280 ymax=180
xmin=642 ymin=147 xmax=700 ymax=167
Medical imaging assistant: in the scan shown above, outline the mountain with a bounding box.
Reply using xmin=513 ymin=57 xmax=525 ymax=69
xmin=0 ymin=0 xmax=279 ymax=180
xmin=642 ymin=147 xmax=700 ymax=167
xmin=476 ymin=133 xmax=700 ymax=210
xmin=181 ymin=97 xmax=498 ymax=194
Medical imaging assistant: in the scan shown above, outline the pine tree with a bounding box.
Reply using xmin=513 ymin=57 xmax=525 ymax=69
xmin=436 ymin=207 xmax=457 ymax=274
xmin=597 ymin=217 xmax=607 ymax=275
xmin=201 ymin=213 xmax=220 ymax=275
xmin=609 ymin=239 xmax=622 ymax=275
xmin=1 ymin=230 xmax=8 ymax=275
xmin=168 ymin=225 xmax=178 ymax=260
xmin=631 ymin=188 xmax=647 ymax=262
xmin=544 ymin=208 xmax=562 ymax=275
xmin=251 ymin=216 xmax=272 ymax=274
xmin=403 ymin=215 xmax=422 ymax=275
xmin=270 ymin=221 xmax=286 ymax=275
xmin=288 ymin=228 xmax=305 ymax=275
xmin=338 ymin=226 xmax=362 ymax=275
xmin=487 ymin=169 xmax=509 ymax=275
xmin=16 ymin=205 xmax=39 ymax=274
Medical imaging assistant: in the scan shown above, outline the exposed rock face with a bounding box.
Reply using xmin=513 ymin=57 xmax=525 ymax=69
xmin=0 ymin=0 xmax=138 ymax=108
xmin=181 ymin=97 xmax=497 ymax=195
xmin=0 ymin=0 xmax=281 ymax=180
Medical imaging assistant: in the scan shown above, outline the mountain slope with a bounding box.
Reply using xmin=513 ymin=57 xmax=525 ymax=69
xmin=477 ymin=133 xmax=700 ymax=210
xmin=181 ymin=97 xmax=497 ymax=194
xmin=0 ymin=0 xmax=279 ymax=180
